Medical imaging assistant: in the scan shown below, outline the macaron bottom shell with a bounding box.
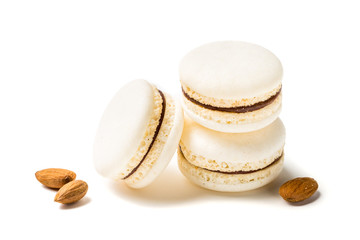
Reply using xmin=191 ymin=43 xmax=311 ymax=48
xmin=178 ymin=149 xmax=284 ymax=192
xmin=181 ymin=93 xmax=282 ymax=133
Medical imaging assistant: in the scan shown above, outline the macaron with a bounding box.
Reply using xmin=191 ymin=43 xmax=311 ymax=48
xmin=93 ymin=79 xmax=184 ymax=188
xmin=178 ymin=116 xmax=285 ymax=192
xmin=180 ymin=41 xmax=283 ymax=133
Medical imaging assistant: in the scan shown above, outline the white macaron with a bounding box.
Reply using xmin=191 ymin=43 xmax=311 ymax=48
xmin=178 ymin=116 xmax=286 ymax=192
xmin=180 ymin=41 xmax=283 ymax=133
xmin=93 ymin=79 xmax=184 ymax=188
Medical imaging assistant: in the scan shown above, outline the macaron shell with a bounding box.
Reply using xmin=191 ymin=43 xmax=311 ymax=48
xmin=125 ymin=96 xmax=184 ymax=188
xmin=180 ymin=116 xmax=285 ymax=172
xmin=179 ymin=41 xmax=283 ymax=99
xmin=182 ymin=94 xmax=282 ymax=133
xmin=93 ymin=79 xmax=156 ymax=179
xmin=178 ymin=150 xmax=284 ymax=192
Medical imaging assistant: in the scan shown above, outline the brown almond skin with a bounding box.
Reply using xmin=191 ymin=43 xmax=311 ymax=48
xmin=54 ymin=180 xmax=88 ymax=204
xmin=279 ymin=177 xmax=318 ymax=202
xmin=35 ymin=168 xmax=76 ymax=189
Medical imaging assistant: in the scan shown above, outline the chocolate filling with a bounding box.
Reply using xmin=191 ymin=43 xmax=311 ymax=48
xmin=182 ymin=87 xmax=281 ymax=113
xmin=123 ymin=90 xmax=166 ymax=180
xmin=179 ymin=146 xmax=283 ymax=175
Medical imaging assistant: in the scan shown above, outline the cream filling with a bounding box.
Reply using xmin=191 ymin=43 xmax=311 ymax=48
xmin=182 ymin=92 xmax=282 ymax=125
xmin=178 ymin=149 xmax=285 ymax=189
xmin=179 ymin=144 xmax=284 ymax=173
xmin=116 ymin=86 xmax=163 ymax=179
xmin=124 ymin=93 xmax=176 ymax=185
xmin=181 ymin=82 xmax=282 ymax=108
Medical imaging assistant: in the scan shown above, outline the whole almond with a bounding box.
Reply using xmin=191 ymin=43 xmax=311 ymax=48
xmin=54 ymin=180 xmax=88 ymax=204
xmin=279 ymin=177 xmax=318 ymax=202
xmin=35 ymin=168 xmax=76 ymax=188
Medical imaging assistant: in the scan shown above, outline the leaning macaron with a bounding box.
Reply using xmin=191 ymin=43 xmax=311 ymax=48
xmin=180 ymin=41 xmax=283 ymax=133
xmin=178 ymin=116 xmax=285 ymax=192
xmin=93 ymin=79 xmax=184 ymax=188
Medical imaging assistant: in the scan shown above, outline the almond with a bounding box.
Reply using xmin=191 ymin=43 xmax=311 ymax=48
xmin=35 ymin=168 xmax=76 ymax=188
xmin=54 ymin=180 xmax=88 ymax=204
xmin=279 ymin=177 xmax=318 ymax=202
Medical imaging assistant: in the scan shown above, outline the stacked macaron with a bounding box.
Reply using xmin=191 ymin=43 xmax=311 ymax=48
xmin=93 ymin=41 xmax=285 ymax=193
xmin=178 ymin=41 xmax=286 ymax=192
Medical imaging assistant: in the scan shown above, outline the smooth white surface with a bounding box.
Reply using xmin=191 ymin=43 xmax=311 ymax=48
xmin=1 ymin=1 xmax=359 ymax=240
xmin=180 ymin=117 xmax=285 ymax=170
xmin=180 ymin=41 xmax=283 ymax=99
xmin=93 ymin=79 xmax=154 ymax=179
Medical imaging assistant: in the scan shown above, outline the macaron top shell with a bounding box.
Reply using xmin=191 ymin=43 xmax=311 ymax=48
xmin=179 ymin=41 xmax=283 ymax=99
xmin=180 ymin=117 xmax=285 ymax=172
xmin=93 ymin=79 xmax=156 ymax=179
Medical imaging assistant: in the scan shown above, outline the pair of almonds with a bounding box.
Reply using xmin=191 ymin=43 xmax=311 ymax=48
xmin=279 ymin=177 xmax=318 ymax=203
xmin=35 ymin=168 xmax=88 ymax=204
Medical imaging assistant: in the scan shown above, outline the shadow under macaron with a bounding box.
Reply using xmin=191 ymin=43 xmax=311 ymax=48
xmin=109 ymin=156 xmax=319 ymax=206
xmin=109 ymin=165 xmax=209 ymax=206
xmin=205 ymin=157 xmax=321 ymax=206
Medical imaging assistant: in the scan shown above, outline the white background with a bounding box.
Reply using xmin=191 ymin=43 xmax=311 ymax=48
xmin=1 ymin=0 xmax=359 ymax=239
